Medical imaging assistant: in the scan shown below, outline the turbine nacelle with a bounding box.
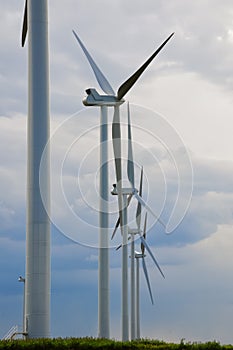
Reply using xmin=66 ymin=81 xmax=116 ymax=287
xmin=111 ymin=183 xmax=137 ymax=196
xmin=83 ymin=88 xmax=124 ymax=107
xmin=128 ymin=227 xmax=141 ymax=235
xmin=135 ymin=251 xmax=144 ymax=259
xmin=111 ymin=183 xmax=118 ymax=195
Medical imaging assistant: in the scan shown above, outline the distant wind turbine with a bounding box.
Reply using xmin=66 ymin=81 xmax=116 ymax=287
xmin=21 ymin=0 xmax=50 ymax=338
xmin=112 ymin=103 xmax=166 ymax=340
xmin=126 ymin=105 xmax=165 ymax=282
xmin=135 ymin=211 xmax=163 ymax=339
xmin=127 ymin=106 xmax=165 ymax=340
xmin=73 ymin=30 xmax=174 ymax=341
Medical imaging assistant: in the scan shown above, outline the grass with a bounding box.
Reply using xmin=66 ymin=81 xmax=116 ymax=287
xmin=0 ymin=338 xmax=233 ymax=350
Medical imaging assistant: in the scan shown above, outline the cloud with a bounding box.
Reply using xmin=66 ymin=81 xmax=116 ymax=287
xmin=1 ymin=0 xmax=233 ymax=343
xmin=158 ymin=155 xmax=233 ymax=246
xmin=133 ymin=225 xmax=233 ymax=343
xmin=53 ymin=0 xmax=233 ymax=92
xmin=0 ymin=117 xmax=26 ymax=239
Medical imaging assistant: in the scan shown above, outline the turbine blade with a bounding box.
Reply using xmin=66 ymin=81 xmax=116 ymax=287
xmin=111 ymin=193 xmax=133 ymax=240
xmin=136 ymin=167 xmax=143 ymax=231
xmin=134 ymin=191 xmax=165 ymax=228
xmin=112 ymin=106 xmax=122 ymax=186
xmin=111 ymin=217 xmax=120 ymax=240
xmin=112 ymin=105 xmax=123 ymax=231
xmin=116 ymin=236 xmax=131 ymax=250
xmin=116 ymin=243 xmax=122 ymax=251
xmin=143 ymin=212 xmax=147 ymax=238
xmin=117 ymin=32 xmax=174 ymax=100
xmin=21 ymin=0 xmax=28 ymax=47
xmin=141 ymin=241 xmax=145 ymax=255
xmin=142 ymin=256 xmax=154 ymax=304
xmin=127 ymin=102 xmax=135 ymax=188
xmin=141 ymin=212 xmax=147 ymax=255
xmin=72 ymin=30 xmax=115 ymax=95
xmin=140 ymin=235 xmax=165 ymax=279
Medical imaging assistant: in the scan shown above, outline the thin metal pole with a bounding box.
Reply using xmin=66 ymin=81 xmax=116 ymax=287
xmin=18 ymin=277 xmax=26 ymax=337
xmin=25 ymin=0 xmax=50 ymax=338
xmin=130 ymin=234 xmax=136 ymax=340
xmin=98 ymin=105 xmax=110 ymax=338
xmin=136 ymin=257 xmax=140 ymax=339
xmin=23 ymin=279 xmax=26 ymax=337
xmin=122 ymin=193 xmax=129 ymax=341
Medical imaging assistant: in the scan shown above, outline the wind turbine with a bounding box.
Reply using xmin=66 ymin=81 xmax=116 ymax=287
xmin=135 ymin=211 xmax=162 ymax=339
xmin=114 ymin=206 xmax=164 ymax=340
xmin=114 ymin=105 xmax=165 ymax=340
xmin=128 ymin=166 xmax=143 ymax=341
xmin=73 ymin=30 xmax=174 ymax=341
xmin=73 ymin=30 xmax=115 ymax=339
xmin=21 ymin=0 xmax=51 ymax=338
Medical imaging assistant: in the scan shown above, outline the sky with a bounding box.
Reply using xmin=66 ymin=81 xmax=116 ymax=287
xmin=1 ymin=0 xmax=233 ymax=343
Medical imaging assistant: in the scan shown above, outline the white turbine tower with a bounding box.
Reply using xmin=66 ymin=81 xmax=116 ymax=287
xmin=73 ymin=30 xmax=174 ymax=341
xmin=21 ymin=0 xmax=50 ymax=338
xmin=72 ymin=30 xmax=116 ymax=339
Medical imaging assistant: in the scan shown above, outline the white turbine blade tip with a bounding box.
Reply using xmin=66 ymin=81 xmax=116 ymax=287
xmin=140 ymin=236 xmax=165 ymax=279
xmin=134 ymin=192 xmax=165 ymax=228
xmin=142 ymin=257 xmax=154 ymax=304
xmin=72 ymin=30 xmax=115 ymax=96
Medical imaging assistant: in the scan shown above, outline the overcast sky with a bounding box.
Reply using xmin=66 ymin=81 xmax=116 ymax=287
xmin=1 ymin=0 xmax=233 ymax=343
